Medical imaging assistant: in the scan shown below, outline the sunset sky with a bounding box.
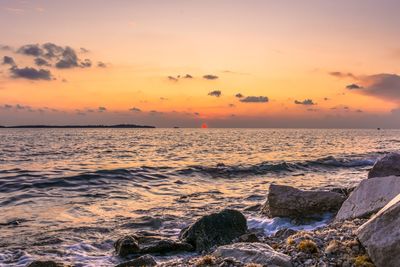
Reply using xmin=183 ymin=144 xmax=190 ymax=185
xmin=1 ymin=0 xmax=400 ymax=127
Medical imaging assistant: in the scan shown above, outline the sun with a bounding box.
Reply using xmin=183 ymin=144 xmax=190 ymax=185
xmin=201 ymin=122 xmax=208 ymax=128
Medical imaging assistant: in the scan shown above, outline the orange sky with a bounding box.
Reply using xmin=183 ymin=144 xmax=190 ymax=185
xmin=1 ymin=0 xmax=400 ymax=127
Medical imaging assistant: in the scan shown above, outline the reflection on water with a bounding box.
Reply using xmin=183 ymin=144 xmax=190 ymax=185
xmin=0 ymin=128 xmax=398 ymax=266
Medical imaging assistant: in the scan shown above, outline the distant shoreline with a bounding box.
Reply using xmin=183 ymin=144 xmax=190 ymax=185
xmin=0 ymin=124 xmax=155 ymax=129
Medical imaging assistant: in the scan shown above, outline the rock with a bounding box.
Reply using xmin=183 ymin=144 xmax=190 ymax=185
xmin=335 ymin=176 xmax=400 ymax=221
xmin=356 ymin=194 xmax=400 ymax=267
xmin=262 ymin=184 xmax=346 ymax=218
xmin=179 ymin=209 xmax=247 ymax=252
xmin=368 ymin=153 xmax=400 ymax=178
xmin=139 ymin=239 xmax=194 ymax=254
xmin=27 ymin=261 xmax=65 ymax=267
xmin=213 ymin=242 xmax=292 ymax=267
xmin=115 ymin=254 xmax=157 ymax=267
xmin=115 ymin=235 xmax=140 ymax=257
xmin=236 ymin=233 xmax=260 ymax=243
xmin=274 ymin=228 xmax=298 ymax=240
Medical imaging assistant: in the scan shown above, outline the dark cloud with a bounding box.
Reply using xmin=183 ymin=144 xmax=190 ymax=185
xmin=80 ymin=58 xmax=92 ymax=68
xmin=329 ymin=71 xmax=357 ymax=79
xmin=149 ymin=110 xmax=163 ymax=115
xmin=17 ymin=44 xmax=43 ymax=57
xmin=235 ymin=93 xmax=243 ymax=98
xmin=42 ymin=43 xmax=64 ymax=59
xmin=324 ymin=97 xmax=329 ymax=101
xmin=203 ymin=74 xmax=218 ymax=80
xmin=3 ymin=104 xmax=12 ymax=109
xmin=10 ymin=67 xmax=52 ymax=80
xmin=55 ymin=47 xmax=79 ymax=69
xmin=228 ymin=103 xmax=235 ymax=107
xmin=346 ymin=83 xmax=363 ymax=90
xmin=208 ymin=90 xmax=222 ymax=97
xmin=0 ymin=45 xmax=12 ymax=51
xmin=240 ymin=96 xmax=269 ymax=103
xmin=2 ymin=56 xmax=16 ymax=67
xmin=98 ymin=106 xmax=107 ymax=112
xmin=294 ymin=99 xmax=315 ymax=105
xmin=168 ymin=76 xmax=178 ymax=82
xmin=34 ymin=57 xmax=51 ymax=67
xmin=183 ymin=74 xmax=193 ymax=79
xmin=129 ymin=107 xmax=142 ymax=112
xmin=97 ymin=61 xmax=107 ymax=68
xmin=354 ymin=73 xmax=400 ymax=102
xmin=80 ymin=47 xmax=89 ymax=53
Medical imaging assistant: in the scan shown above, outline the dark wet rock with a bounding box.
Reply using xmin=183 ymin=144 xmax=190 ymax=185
xmin=262 ymin=184 xmax=345 ymax=219
xmin=213 ymin=242 xmax=292 ymax=267
xmin=27 ymin=260 xmax=65 ymax=267
xmin=140 ymin=239 xmax=194 ymax=254
xmin=121 ymin=216 xmax=163 ymax=229
xmin=243 ymin=203 xmax=262 ymax=212
xmin=357 ymin=194 xmax=400 ymax=267
xmin=179 ymin=209 xmax=247 ymax=252
xmin=330 ymin=186 xmax=355 ymax=197
xmin=335 ymin=176 xmax=400 ymax=221
xmin=368 ymin=152 xmax=400 ymax=178
xmin=115 ymin=254 xmax=157 ymax=267
xmin=274 ymin=228 xmax=298 ymax=240
xmin=236 ymin=233 xmax=260 ymax=243
xmin=115 ymin=235 xmax=140 ymax=257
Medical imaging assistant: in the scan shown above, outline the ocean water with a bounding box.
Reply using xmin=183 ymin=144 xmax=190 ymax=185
xmin=0 ymin=128 xmax=398 ymax=266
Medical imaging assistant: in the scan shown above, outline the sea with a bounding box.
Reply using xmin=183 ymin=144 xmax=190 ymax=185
xmin=0 ymin=128 xmax=398 ymax=266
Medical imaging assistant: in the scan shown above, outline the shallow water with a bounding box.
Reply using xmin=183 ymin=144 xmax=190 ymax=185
xmin=0 ymin=128 xmax=398 ymax=266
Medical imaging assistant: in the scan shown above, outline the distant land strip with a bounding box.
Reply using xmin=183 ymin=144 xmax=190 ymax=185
xmin=0 ymin=124 xmax=155 ymax=129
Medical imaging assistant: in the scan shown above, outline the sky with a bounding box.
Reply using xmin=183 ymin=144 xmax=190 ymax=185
xmin=1 ymin=0 xmax=400 ymax=128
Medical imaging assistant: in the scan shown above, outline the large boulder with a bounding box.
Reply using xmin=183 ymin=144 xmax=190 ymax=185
xmin=179 ymin=209 xmax=247 ymax=252
xmin=335 ymin=176 xmax=400 ymax=222
xmin=115 ymin=255 xmax=157 ymax=267
xmin=368 ymin=153 xmax=400 ymax=178
xmin=356 ymin=194 xmax=400 ymax=267
xmin=139 ymin=239 xmax=194 ymax=254
xmin=261 ymin=184 xmax=346 ymax=218
xmin=27 ymin=261 xmax=65 ymax=267
xmin=213 ymin=242 xmax=292 ymax=267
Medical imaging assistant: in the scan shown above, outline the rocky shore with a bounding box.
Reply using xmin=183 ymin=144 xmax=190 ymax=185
xmin=27 ymin=153 xmax=400 ymax=267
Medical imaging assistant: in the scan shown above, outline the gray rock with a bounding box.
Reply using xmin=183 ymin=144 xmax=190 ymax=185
xmin=356 ymin=194 xmax=400 ymax=267
xmin=115 ymin=254 xmax=157 ymax=267
xmin=179 ymin=209 xmax=247 ymax=252
xmin=27 ymin=261 xmax=65 ymax=267
xmin=115 ymin=235 xmax=140 ymax=257
xmin=368 ymin=153 xmax=400 ymax=178
xmin=139 ymin=239 xmax=194 ymax=254
xmin=213 ymin=242 xmax=292 ymax=267
xmin=335 ymin=176 xmax=400 ymax=221
xmin=262 ymin=184 xmax=346 ymax=218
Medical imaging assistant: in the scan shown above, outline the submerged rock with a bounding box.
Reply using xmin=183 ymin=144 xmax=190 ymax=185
xmin=27 ymin=261 xmax=65 ymax=267
xmin=115 ymin=254 xmax=157 ymax=267
xmin=262 ymin=184 xmax=345 ymax=219
xmin=356 ymin=194 xmax=400 ymax=267
xmin=115 ymin=235 xmax=140 ymax=257
xmin=368 ymin=152 xmax=400 ymax=178
xmin=179 ymin=209 xmax=247 ymax=252
xmin=335 ymin=176 xmax=400 ymax=221
xmin=213 ymin=242 xmax=292 ymax=267
xmin=140 ymin=239 xmax=194 ymax=254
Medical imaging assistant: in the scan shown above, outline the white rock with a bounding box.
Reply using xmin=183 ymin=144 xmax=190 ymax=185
xmin=335 ymin=176 xmax=400 ymax=221
xmin=213 ymin=242 xmax=292 ymax=267
xmin=356 ymin=194 xmax=400 ymax=267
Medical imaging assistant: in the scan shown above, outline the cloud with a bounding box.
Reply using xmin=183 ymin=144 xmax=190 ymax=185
xmin=34 ymin=57 xmax=51 ymax=67
xmin=294 ymin=99 xmax=315 ymax=105
xmin=80 ymin=58 xmax=92 ymax=68
xmin=55 ymin=47 xmax=79 ymax=68
xmin=149 ymin=110 xmax=163 ymax=115
xmin=97 ymin=61 xmax=107 ymax=68
xmin=10 ymin=67 xmax=52 ymax=80
xmin=240 ymin=96 xmax=269 ymax=103
xmin=235 ymin=93 xmax=243 ymax=98
xmin=98 ymin=106 xmax=107 ymax=112
xmin=80 ymin=47 xmax=89 ymax=53
xmin=168 ymin=76 xmax=178 ymax=82
xmin=129 ymin=107 xmax=142 ymax=112
xmin=203 ymin=74 xmax=218 ymax=80
xmin=208 ymin=90 xmax=222 ymax=97
xmin=329 ymin=71 xmax=357 ymax=79
xmin=2 ymin=56 xmax=16 ymax=67
xmin=346 ymin=83 xmax=363 ymax=90
xmin=42 ymin=43 xmax=64 ymax=59
xmin=353 ymin=73 xmax=400 ymax=102
xmin=183 ymin=74 xmax=193 ymax=79
xmin=17 ymin=44 xmax=43 ymax=57
xmin=0 ymin=45 xmax=12 ymax=51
